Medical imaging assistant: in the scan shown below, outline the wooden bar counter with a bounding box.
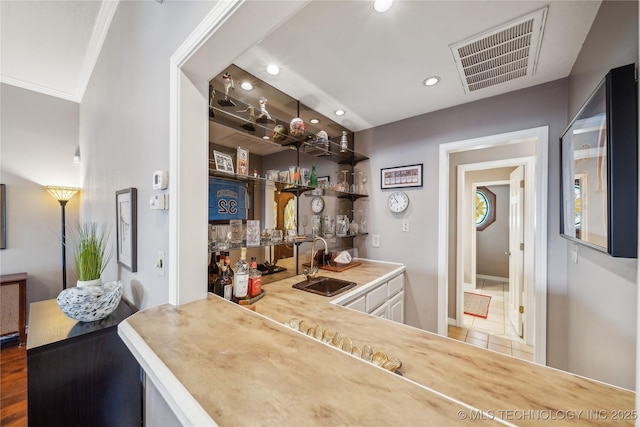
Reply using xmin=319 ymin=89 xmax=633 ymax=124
xmin=119 ymin=259 xmax=635 ymax=426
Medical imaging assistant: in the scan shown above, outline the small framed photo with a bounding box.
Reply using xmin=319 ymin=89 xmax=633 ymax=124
xmin=116 ymin=188 xmax=137 ymax=272
xmin=237 ymin=146 xmax=249 ymax=176
xmin=381 ymin=164 xmax=423 ymax=189
xmin=317 ymin=176 xmax=330 ymax=188
xmin=213 ymin=150 xmax=234 ymax=174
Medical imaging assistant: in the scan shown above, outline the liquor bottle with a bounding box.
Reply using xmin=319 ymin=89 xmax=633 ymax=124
xmin=207 ymin=252 xmax=219 ymax=293
xmin=224 ymin=251 xmax=234 ymax=280
xmin=213 ymin=265 xmax=228 ymax=298
xmin=248 ymin=256 xmax=262 ymax=298
xmin=310 ymin=165 xmax=318 ymax=188
xmin=234 ymin=248 xmax=249 ymax=298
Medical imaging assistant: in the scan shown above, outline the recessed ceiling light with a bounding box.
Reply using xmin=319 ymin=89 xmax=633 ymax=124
xmin=240 ymin=82 xmax=253 ymax=90
xmin=334 ymin=109 xmax=345 ymax=116
xmin=373 ymin=0 xmax=393 ymax=13
xmin=310 ymin=118 xmax=320 ymax=124
xmin=423 ymin=76 xmax=440 ymax=87
xmin=266 ymin=64 xmax=280 ymax=76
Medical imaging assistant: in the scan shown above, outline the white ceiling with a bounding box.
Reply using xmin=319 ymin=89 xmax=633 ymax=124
xmin=1 ymin=1 xmax=601 ymax=130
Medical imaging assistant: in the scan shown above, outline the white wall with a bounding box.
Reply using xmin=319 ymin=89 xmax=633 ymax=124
xmin=564 ymin=0 xmax=638 ymax=390
xmin=0 ymin=83 xmax=81 ymax=311
xmin=79 ymin=1 xmax=217 ymax=309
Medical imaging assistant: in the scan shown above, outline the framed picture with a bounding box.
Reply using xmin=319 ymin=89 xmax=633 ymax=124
xmin=317 ymin=176 xmax=330 ymax=188
xmin=236 ymin=147 xmax=249 ymax=176
xmin=213 ymin=150 xmax=234 ymax=174
xmin=0 ymin=184 xmax=5 ymax=250
xmin=116 ymin=188 xmax=137 ymax=272
xmin=381 ymin=164 xmax=423 ymax=189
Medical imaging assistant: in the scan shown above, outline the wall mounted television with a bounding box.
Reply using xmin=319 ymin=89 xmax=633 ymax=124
xmin=560 ymin=63 xmax=638 ymax=257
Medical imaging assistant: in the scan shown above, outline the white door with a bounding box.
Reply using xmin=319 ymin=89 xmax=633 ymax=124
xmin=508 ymin=166 xmax=525 ymax=337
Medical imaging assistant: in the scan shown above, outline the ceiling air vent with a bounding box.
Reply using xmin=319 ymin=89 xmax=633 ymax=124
xmin=450 ymin=7 xmax=547 ymax=93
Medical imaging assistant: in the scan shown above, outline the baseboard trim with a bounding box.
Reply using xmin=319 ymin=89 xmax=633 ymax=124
xmin=447 ymin=317 xmax=457 ymax=326
xmin=476 ymin=274 xmax=508 ymax=282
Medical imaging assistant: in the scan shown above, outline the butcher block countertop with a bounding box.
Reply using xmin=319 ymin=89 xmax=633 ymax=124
xmin=119 ymin=259 xmax=635 ymax=426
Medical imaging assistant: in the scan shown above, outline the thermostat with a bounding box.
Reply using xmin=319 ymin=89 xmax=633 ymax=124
xmin=153 ymin=170 xmax=168 ymax=190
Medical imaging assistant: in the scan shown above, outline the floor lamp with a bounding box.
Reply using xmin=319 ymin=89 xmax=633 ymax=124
xmin=45 ymin=186 xmax=80 ymax=290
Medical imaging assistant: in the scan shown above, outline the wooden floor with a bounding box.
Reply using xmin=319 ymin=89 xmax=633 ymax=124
xmin=1 ymin=342 xmax=27 ymax=427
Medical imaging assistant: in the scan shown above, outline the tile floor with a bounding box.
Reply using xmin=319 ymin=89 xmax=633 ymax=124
xmin=447 ymin=278 xmax=534 ymax=362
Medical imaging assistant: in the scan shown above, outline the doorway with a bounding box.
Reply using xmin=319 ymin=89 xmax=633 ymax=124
xmin=456 ymin=161 xmax=533 ymax=359
xmin=438 ymin=126 xmax=548 ymax=365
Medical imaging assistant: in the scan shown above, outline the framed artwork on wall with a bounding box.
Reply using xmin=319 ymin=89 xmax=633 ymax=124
xmin=381 ymin=164 xmax=423 ymax=189
xmin=213 ymin=150 xmax=234 ymax=174
xmin=116 ymin=188 xmax=137 ymax=272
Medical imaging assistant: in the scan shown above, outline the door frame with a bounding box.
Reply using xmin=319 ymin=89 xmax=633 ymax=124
xmin=457 ymin=157 xmax=534 ymax=343
xmin=439 ymin=126 xmax=548 ymax=364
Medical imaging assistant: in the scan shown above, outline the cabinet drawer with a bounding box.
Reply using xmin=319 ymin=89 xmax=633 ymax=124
xmin=370 ymin=302 xmax=388 ymax=318
xmin=345 ymin=295 xmax=366 ymax=312
xmin=388 ymin=274 xmax=404 ymax=296
xmin=366 ymin=283 xmax=389 ymax=312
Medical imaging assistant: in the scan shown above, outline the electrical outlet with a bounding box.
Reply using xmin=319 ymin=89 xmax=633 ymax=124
xmin=372 ymin=234 xmax=380 ymax=247
xmin=156 ymin=251 xmax=165 ymax=276
xmin=402 ymin=219 xmax=409 ymax=232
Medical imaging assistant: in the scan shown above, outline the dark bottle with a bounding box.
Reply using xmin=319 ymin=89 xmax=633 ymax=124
xmin=224 ymin=251 xmax=234 ymax=279
xmin=208 ymin=252 xmax=219 ymax=293
xmin=213 ymin=265 xmax=227 ymax=297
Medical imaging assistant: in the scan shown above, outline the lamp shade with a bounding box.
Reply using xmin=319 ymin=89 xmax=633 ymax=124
xmin=45 ymin=186 xmax=81 ymax=202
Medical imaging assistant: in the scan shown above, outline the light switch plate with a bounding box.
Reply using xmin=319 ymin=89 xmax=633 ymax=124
xmin=402 ymin=219 xmax=409 ymax=232
xmin=372 ymin=234 xmax=380 ymax=247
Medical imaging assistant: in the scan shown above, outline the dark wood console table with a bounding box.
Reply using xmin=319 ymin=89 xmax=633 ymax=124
xmin=0 ymin=272 xmax=27 ymax=346
xmin=27 ymin=298 xmax=142 ymax=426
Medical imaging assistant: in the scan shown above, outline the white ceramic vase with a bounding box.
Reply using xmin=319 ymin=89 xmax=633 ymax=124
xmin=77 ymin=278 xmax=102 ymax=287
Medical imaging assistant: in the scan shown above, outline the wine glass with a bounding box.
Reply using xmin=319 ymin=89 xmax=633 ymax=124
xmin=360 ymin=173 xmax=368 ymax=195
xmin=300 ymin=214 xmax=309 ymax=237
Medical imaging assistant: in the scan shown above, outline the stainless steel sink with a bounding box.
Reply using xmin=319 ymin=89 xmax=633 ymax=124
xmin=292 ymin=276 xmax=357 ymax=297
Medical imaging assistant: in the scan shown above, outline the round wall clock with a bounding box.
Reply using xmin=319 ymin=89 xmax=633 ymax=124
xmin=311 ymin=196 xmax=324 ymax=213
xmin=387 ymin=191 xmax=409 ymax=213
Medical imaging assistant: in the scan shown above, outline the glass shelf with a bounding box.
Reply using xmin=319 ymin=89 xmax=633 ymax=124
xmin=209 ymin=91 xmax=368 ymax=165
xmin=209 ymin=166 xmax=315 ymax=194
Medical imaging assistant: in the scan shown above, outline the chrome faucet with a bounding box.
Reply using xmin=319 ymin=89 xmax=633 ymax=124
xmin=304 ymin=236 xmax=328 ymax=280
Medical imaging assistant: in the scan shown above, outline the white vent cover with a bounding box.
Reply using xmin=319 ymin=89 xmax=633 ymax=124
xmin=450 ymin=7 xmax=547 ymax=93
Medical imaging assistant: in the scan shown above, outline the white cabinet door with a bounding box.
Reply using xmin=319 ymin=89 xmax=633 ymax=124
xmin=389 ymin=291 xmax=404 ymax=324
xmin=345 ymin=295 xmax=366 ymax=312
xmin=370 ymin=302 xmax=388 ymax=319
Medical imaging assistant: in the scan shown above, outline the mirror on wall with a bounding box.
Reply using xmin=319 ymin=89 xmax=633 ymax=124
xmin=560 ymin=64 xmax=638 ymax=258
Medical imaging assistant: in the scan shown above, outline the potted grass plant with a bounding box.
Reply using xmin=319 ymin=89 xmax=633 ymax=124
xmin=73 ymin=222 xmax=113 ymax=287
xmin=57 ymin=222 xmax=123 ymax=322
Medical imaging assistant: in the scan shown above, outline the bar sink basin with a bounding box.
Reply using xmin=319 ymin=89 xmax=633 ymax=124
xmin=292 ymin=276 xmax=357 ymax=297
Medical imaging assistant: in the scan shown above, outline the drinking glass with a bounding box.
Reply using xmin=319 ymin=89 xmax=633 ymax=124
xmin=300 ymin=168 xmax=310 ymax=186
xmin=230 ymin=220 xmax=243 ymax=245
xmin=336 ymin=215 xmax=349 ymax=237
xmin=322 ymin=215 xmax=335 ymax=237
xmin=217 ymin=225 xmax=230 ymax=250
xmin=246 ymin=220 xmax=261 ymax=247
xmin=271 ymin=229 xmax=283 ymax=243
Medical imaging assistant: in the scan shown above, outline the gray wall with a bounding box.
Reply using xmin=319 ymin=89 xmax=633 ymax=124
xmin=476 ymin=185 xmax=510 ymax=279
xmin=357 ymin=78 xmax=569 ymax=366
xmin=564 ymin=0 xmax=638 ymax=390
xmin=78 ymin=1 xmax=216 ymax=308
xmin=0 ymin=83 xmax=81 ymax=313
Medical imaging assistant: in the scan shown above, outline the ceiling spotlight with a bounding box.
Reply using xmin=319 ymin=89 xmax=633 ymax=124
xmin=266 ymin=64 xmax=280 ymax=76
xmin=423 ymin=76 xmax=440 ymax=87
xmin=334 ymin=109 xmax=345 ymax=116
xmin=240 ymin=82 xmax=253 ymax=90
xmin=310 ymin=118 xmax=320 ymax=124
xmin=373 ymin=0 xmax=393 ymax=12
